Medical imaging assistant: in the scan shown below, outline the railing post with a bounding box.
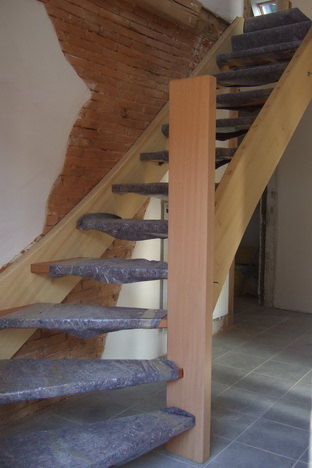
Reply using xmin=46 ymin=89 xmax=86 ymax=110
xmin=166 ymin=75 xmax=216 ymax=463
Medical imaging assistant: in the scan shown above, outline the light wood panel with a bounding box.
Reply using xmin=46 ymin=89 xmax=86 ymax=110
xmin=213 ymin=27 xmax=312 ymax=307
xmin=167 ymin=76 xmax=216 ymax=463
xmin=0 ymin=18 xmax=242 ymax=359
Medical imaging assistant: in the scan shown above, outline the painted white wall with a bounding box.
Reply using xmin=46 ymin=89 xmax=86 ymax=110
xmin=202 ymin=0 xmax=244 ymax=22
xmin=0 ymin=0 xmax=90 ymax=267
xmin=274 ymin=102 xmax=312 ymax=313
xmin=103 ymin=192 xmax=168 ymax=359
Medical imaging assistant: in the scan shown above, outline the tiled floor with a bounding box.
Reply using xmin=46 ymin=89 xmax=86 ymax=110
xmin=1 ymin=297 xmax=311 ymax=467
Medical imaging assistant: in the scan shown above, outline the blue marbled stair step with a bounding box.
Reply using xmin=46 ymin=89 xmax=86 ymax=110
xmin=0 ymin=358 xmax=180 ymax=404
xmin=0 ymin=407 xmax=195 ymax=467
xmin=216 ymin=88 xmax=273 ymax=110
xmin=244 ymin=8 xmax=311 ymax=33
xmin=112 ymin=182 xmax=168 ymax=199
xmin=232 ymin=21 xmax=311 ymax=51
xmin=162 ymin=115 xmax=257 ymax=141
xmin=215 ymin=61 xmax=288 ymax=87
xmin=140 ymin=147 xmax=237 ymax=166
xmin=32 ymin=257 xmax=168 ymax=283
xmin=77 ymin=213 xmax=168 ymax=240
xmin=216 ymin=41 xmax=301 ymax=70
xmin=0 ymin=303 xmax=167 ymax=338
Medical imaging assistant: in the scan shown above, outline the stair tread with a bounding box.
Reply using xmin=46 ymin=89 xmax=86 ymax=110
xmin=0 ymin=358 xmax=180 ymax=404
xmin=140 ymin=147 xmax=237 ymax=164
xmin=77 ymin=214 xmax=168 ymax=240
xmin=32 ymin=257 xmax=168 ymax=283
xmin=232 ymin=21 xmax=311 ymax=51
xmin=0 ymin=303 xmax=167 ymax=338
xmin=244 ymin=8 xmax=311 ymax=33
xmin=0 ymin=407 xmax=195 ymax=467
xmin=112 ymin=182 xmax=168 ymax=199
xmin=140 ymin=150 xmax=169 ymax=162
xmin=216 ymin=40 xmax=301 ymax=70
xmin=215 ymin=61 xmax=288 ymax=87
xmin=217 ymin=88 xmax=273 ymax=110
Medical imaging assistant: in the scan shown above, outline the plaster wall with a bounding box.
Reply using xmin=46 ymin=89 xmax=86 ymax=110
xmin=274 ymin=102 xmax=312 ymax=313
xmin=202 ymin=0 xmax=244 ymax=22
xmin=0 ymin=0 xmax=90 ymax=267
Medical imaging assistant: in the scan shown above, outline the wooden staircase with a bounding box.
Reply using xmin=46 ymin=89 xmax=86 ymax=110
xmin=0 ymin=8 xmax=311 ymax=466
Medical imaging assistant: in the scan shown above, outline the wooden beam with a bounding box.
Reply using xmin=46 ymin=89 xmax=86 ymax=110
xmin=213 ymin=28 xmax=312 ymax=308
xmin=167 ymin=75 xmax=216 ymax=463
xmin=132 ymin=0 xmax=202 ymax=28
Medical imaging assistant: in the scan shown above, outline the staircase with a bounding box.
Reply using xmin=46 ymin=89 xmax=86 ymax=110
xmin=0 ymin=8 xmax=311 ymax=466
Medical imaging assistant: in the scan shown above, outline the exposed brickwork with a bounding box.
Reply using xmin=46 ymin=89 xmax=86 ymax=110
xmin=1 ymin=1 xmax=227 ymax=425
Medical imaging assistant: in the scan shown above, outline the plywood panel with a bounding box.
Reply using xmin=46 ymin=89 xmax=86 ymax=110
xmin=167 ymin=76 xmax=216 ymax=463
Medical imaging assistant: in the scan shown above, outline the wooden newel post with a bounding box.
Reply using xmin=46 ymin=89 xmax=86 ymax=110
xmin=166 ymin=75 xmax=216 ymax=463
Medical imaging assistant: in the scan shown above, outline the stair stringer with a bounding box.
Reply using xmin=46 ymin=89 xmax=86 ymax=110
xmin=213 ymin=26 xmax=312 ymax=307
xmin=0 ymin=18 xmax=243 ymax=359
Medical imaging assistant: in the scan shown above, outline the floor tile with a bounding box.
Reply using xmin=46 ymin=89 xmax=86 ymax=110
xmin=262 ymin=397 xmax=311 ymax=430
xmin=237 ymin=418 xmax=309 ymax=459
xmin=233 ymin=340 xmax=282 ymax=359
xmin=299 ymin=447 xmax=310 ymax=463
xmin=204 ymin=441 xmax=294 ymax=467
xmin=273 ymin=349 xmax=312 ymax=368
xmin=213 ymin=351 xmax=268 ymax=372
xmin=232 ymin=372 xmax=295 ymax=397
xmin=211 ymin=406 xmax=256 ymax=439
xmin=122 ymin=449 xmax=195 ymax=467
xmin=211 ymin=364 xmax=247 ymax=387
xmin=213 ymin=387 xmax=278 ymax=417
xmin=283 ymin=381 xmax=312 ymax=406
xmin=255 ymin=359 xmax=311 ymax=382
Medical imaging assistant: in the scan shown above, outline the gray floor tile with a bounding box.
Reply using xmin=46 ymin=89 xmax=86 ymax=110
xmin=212 ymin=345 xmax=230 ymax=360
xmin=232 ymin=372 xmax=295 ymax=397
xmin=255 ymin=359 xmax=311 ymax=382
xmin=213 ymin=351 xmax=268 ymax=372
xmin=263 ymin=396 xmax=311 ymax=430
xmin=273 ymin=349 xmax=312 ymax=368
xmin=233 ymin=340 xmax=282 ymax=359
xmin=213 ymin=387 xmax=278 ymax=417
xmin=211 ymin=406 xmax=256 ymax=439
xmin=130 ymin=391 xmax=166 ymax=412
xmin=204 ymin=441 xmax=294 ymax=467
xmin=299 ymin=447 xmax=310 ymax=463
xmin=237 ymin=418 xmax=309 ymax=459
xmin=283 ymin=381 xmax=312 ymax=406
xmin=301 ymin=370 xmax=312 ymax=385
xmin=211 ymin=363 xmax=247 ymax=386
xmin=293 ymin=462 xmax=309 ymax=467
xmin=211 ymin=382 xmax=229 ymax=399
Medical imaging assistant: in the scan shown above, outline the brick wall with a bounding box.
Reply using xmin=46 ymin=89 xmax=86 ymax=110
xmin=1 ymin=0 xmax=227 ymax=425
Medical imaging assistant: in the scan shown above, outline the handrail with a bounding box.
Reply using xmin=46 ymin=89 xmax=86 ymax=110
xmin=213 ymin=27 xmax=312 ymax=307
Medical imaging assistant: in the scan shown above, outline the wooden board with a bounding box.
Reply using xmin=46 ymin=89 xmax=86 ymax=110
xmin=213 ymin=27 xmax=312 ymax=307
xmin=167 ymin=76 xmax=216 ymax=463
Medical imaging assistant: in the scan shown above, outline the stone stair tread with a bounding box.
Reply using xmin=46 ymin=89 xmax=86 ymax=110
xmin=0 ymin=407 xmax=195 ymax=467
xmin=216 ymin=88 xmax=273 ymax=110
xmin=0 ymin=358 xmax=180 ymax=404
xmin=215 ymin=61 xmax=288 ymax=87
xmin=77 ymin=213 xmax=168 ymax=240
xmin=244 ymin=8 xmax=311 ymax=33
xmin=32 ymin=257 xmax=168 ymax=283
xmin=140 ymin=150 xmax=169 ymax=163
xmin=162 ymin=115 xmax=257 ymax=141
xmin=112 ymin=182 xmax=168 ymax=199
xmin=0 ymin=303 xmax=167 ymax=338
xmin=232 ymin=21 xmax=311 ymax=51
xmin=140 ymin=148 xmax=236 ymax=167
xmin=216 ymin=40 xmax=302 ymax=70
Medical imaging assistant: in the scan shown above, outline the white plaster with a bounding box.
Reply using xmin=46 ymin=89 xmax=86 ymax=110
xmin=0 ymin=0 xmax=90 ymax=267
xmin=274 ymin=102 xmax=312 ymax=313
xmin=202 ymin=0 xmax=244 ymax=22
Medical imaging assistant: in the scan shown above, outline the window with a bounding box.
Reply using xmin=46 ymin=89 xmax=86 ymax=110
xmin=256 ymin=1 xmax=277 ymax=15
